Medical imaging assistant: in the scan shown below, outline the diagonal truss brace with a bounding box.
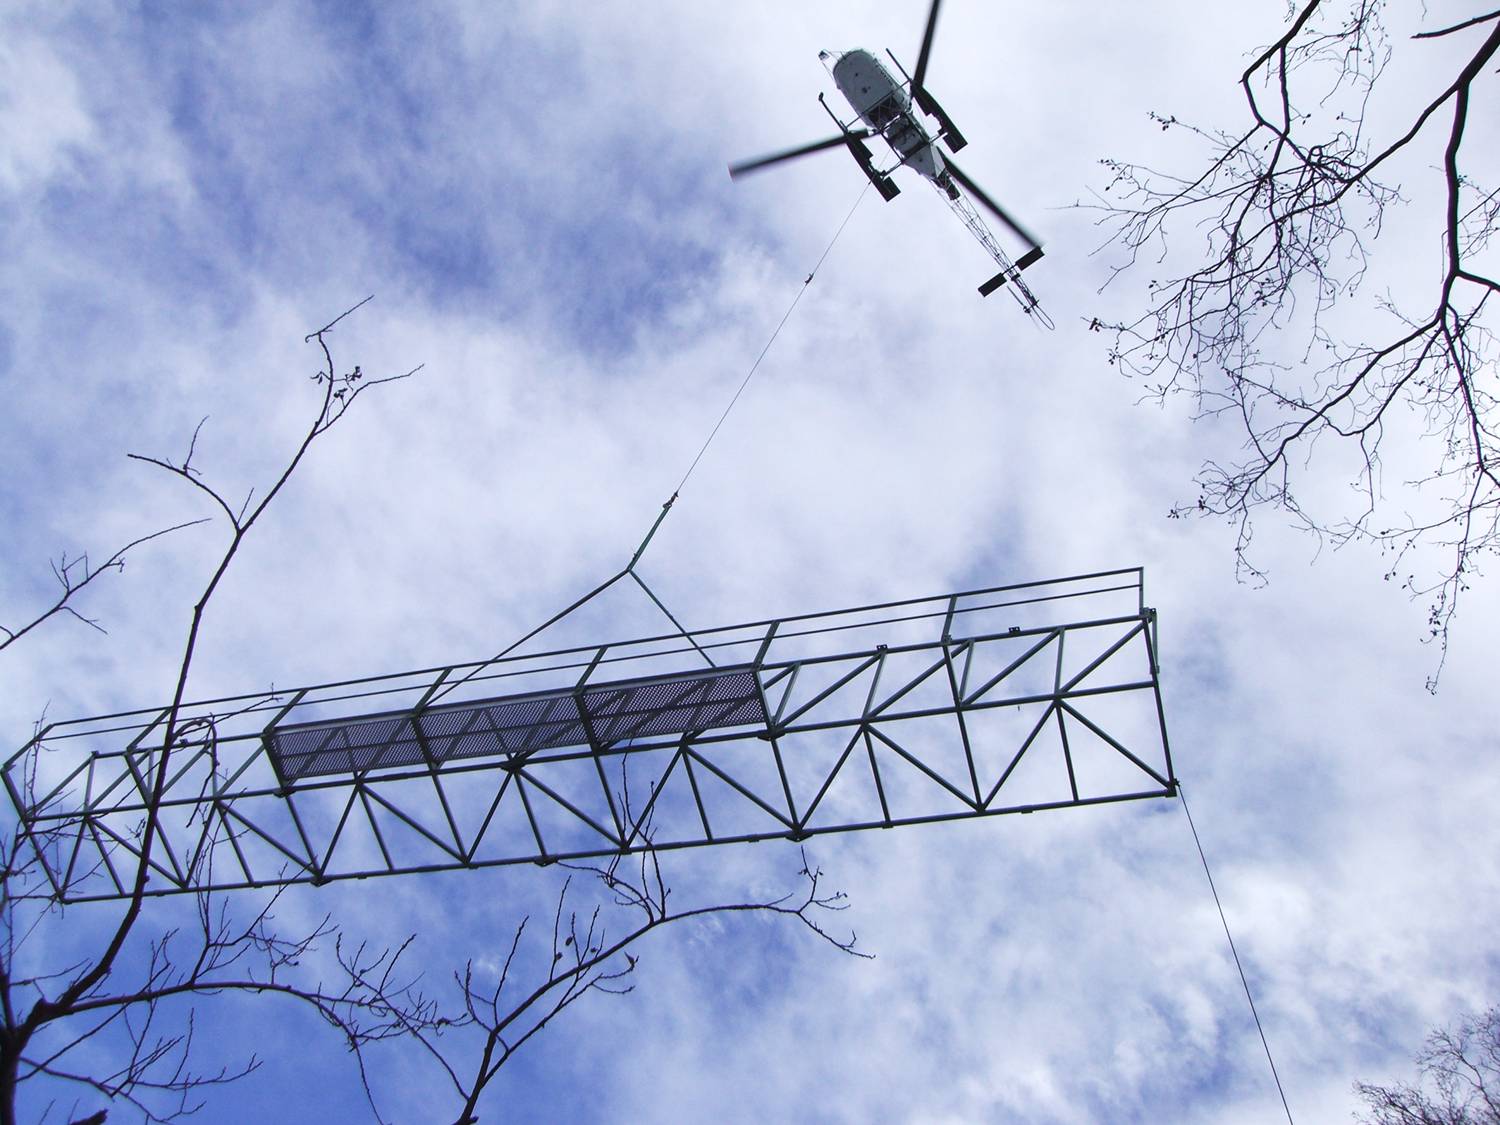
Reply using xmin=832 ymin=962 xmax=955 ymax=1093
xmin=6 ymin=570 xmax=1175 ymax=903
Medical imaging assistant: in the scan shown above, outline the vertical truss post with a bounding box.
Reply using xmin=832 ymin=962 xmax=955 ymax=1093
xmin=574 ymin=646 xmax=626 ymax=846
xmin=265 ymin=690 xmax=310 ymax=794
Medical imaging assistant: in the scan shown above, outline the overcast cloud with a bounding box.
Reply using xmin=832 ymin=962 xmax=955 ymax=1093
xmin=3 ymin=2 xmax=1498 ymax=1123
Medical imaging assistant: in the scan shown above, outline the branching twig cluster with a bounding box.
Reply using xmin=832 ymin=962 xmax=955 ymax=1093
xmin=1355 ymin=1005 xmax=1500 ymax=1123
xmin=1086 ymin=2 xmax=1500 ymax=686
xmin=2 ymin=301 xmax=862 ymax=1125
xmin=0 ymin=524 xmax=207 ymax=655
xmin=335 ymin=843 xmax=864 ymax=1125
xmin=1 ymin=300 xmax=422 ymax=1123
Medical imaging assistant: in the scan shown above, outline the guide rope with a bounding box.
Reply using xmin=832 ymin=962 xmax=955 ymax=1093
xmin=671 ymin=180 xmax=871 ymax=497
xmin=1179 ymin=783 xmax=1295 ymax=1125
xmin=430 ymin=183 xmax=870 ymax=702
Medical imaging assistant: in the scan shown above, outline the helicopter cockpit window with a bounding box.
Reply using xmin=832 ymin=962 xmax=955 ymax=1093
xmin=868 ymin=94 xmax=901 ymax=130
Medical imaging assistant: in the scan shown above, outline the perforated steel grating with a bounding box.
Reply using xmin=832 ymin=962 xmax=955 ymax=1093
xmin=583 ymin=670 xmax=763 ymax=744
xmin=267 ymin=666 xmax=766 ymax=783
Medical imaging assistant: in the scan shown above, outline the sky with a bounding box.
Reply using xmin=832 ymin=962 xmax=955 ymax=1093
xmin=2 ymin=1 xmax=1498 ymax=1123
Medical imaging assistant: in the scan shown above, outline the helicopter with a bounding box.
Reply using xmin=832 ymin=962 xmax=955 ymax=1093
xmin=729 ymin=0 xmax=1051 ymax=327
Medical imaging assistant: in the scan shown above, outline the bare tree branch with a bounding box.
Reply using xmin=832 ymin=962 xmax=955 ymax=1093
xmin=2 ymin=302 xmax=420 ymax=1124
xmin=432 ymin=846 xmax=865 ymax=1125
xmin=1084 ymin=2 xmax=1500 ymax=687
xmin=1355 ymin=1005 xmax=1500 ymax=1123
xmin=1 ymin=522 xmax=207 ymax=654
xmin=2 ymin=301 xmax=862 ymax=1125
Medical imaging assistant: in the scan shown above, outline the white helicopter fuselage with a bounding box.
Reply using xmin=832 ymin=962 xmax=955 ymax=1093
xmin=828 ymin=49 xmax=945 ymax=183
xmin=730 ymin=32 xmax=1047 ymax=317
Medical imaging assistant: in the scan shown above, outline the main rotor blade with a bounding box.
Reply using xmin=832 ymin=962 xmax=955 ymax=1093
xmin=729 ymin=131 xmax=869 ymax=179
xmin=944 ymin=158 xmax=1040 ymax=249
xmin=912 ymin=0 xmax=944 ymax=94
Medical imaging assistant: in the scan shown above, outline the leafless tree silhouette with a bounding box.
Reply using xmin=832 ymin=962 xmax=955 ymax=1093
xmin=1 ymin=299 xmax=419 ymax=1124
xmin=1355 ymin=1006 xmax=1500 ymax=1124
xmin=1087 ymin=2 xmax=1500 ymax=686
xmin=323 ymin=842 xmax=862 ymax=1125
xmin=1 ymin=302 xmax=862 ymax=1124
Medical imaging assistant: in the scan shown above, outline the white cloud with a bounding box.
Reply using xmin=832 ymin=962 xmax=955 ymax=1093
xmin=2 ymin=2 xmax=1497 ymax=1123
xmin=0 ymin=31 xmax=94 ymax=193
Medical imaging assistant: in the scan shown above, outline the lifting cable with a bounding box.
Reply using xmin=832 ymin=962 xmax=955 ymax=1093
xmin=1179 ymin=783 xmax=1295 ymax=1125
xmin=669 ymin=179 xmax=872 ymax=498
xmin=430 ymin=182 xmax=871 ymax=704
xmin=420 ymin=179 xmax=1295 ymax=1125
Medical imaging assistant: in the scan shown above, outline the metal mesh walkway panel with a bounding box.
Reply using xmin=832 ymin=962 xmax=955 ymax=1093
xmin=267 ymin=668 xmax=766 ymax=783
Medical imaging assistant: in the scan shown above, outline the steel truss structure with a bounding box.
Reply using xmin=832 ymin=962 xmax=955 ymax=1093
xmin=7 ymin=569 xmax=1175 ymax=903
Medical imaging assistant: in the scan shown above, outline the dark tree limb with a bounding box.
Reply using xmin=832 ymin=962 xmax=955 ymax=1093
xmin=1354 ymin=1005 xmax=1500 ymax=1123
xmin=0 ymin=523 xmax=207 ymax=654
xmin=1084 ymin=2 xmax=1500 ymax=687
xmin=2 ymin=300 xmax=861 ymax=1125
xmin=431 ymin=846 xmax=866 ymax=1125
xmin=2 ymin=302 xmax=420 ymax=1124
